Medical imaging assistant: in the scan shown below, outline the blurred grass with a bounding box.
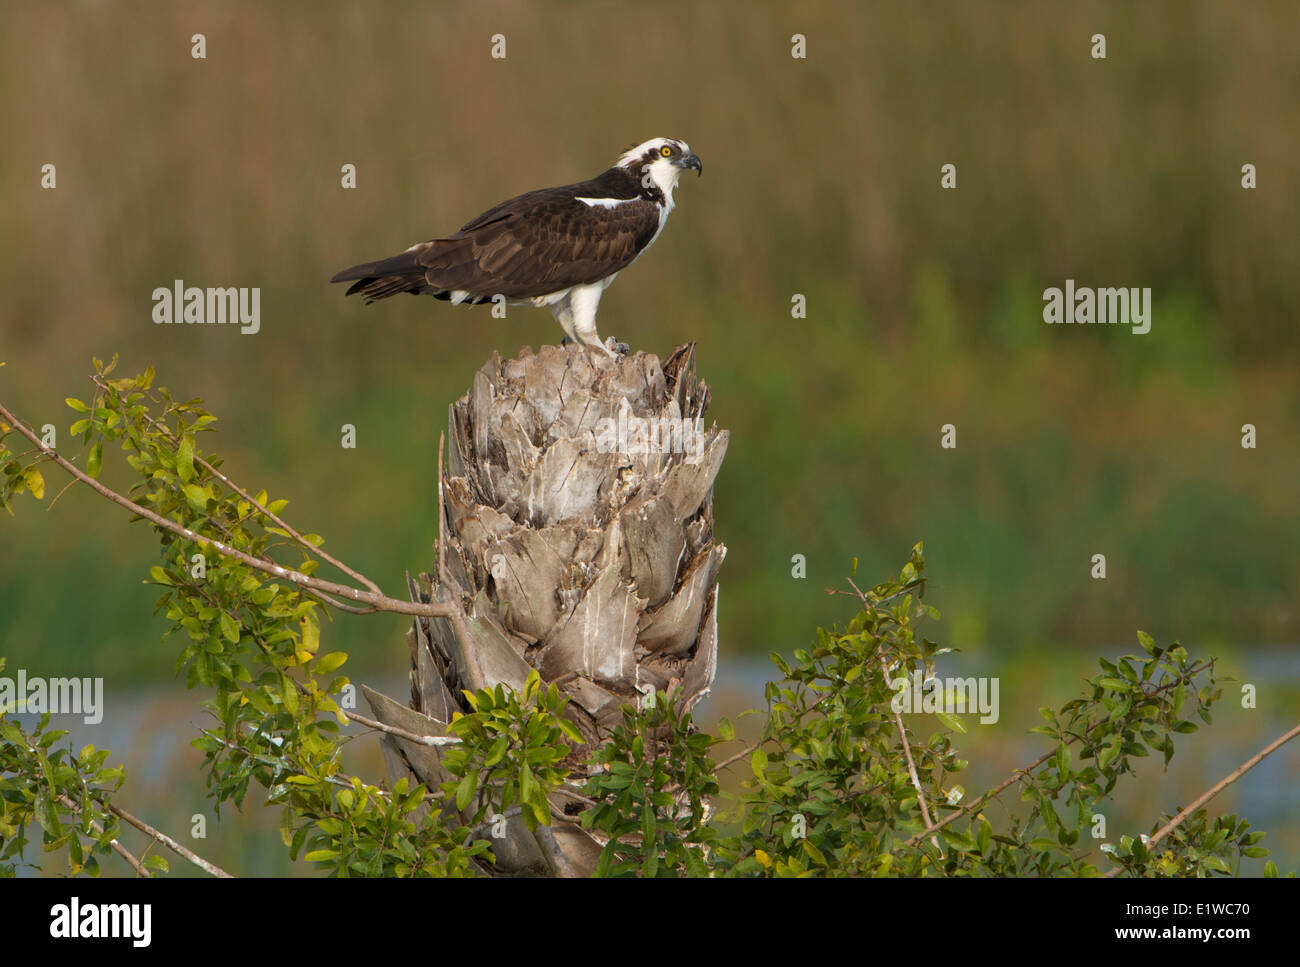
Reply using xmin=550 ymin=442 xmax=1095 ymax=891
xmin=0 ymin=1 xmax=1298 ymax=873
xmin=2 ymin=0 xmax=1296 ymax=681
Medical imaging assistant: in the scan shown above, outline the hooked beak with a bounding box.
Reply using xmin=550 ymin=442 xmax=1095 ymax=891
xmin=675 ymin=152 xmax=703 ymax=176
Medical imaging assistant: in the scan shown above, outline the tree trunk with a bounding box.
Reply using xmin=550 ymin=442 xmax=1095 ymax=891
xmin=364 ymin=342 xmax=728 ymax=876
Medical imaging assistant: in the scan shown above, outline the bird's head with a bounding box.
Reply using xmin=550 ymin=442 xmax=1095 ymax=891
xmin=616 ymin=137 xmax=702 ymax=205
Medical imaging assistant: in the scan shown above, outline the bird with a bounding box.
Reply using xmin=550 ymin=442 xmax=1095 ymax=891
xmin=331 ymin=137 xmax=702 ymax=357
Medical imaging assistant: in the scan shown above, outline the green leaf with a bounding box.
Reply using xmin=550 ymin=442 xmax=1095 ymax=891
xmin=65 ymin=398 xmax=90 ymax=413
xmin=177 ymin=435 xmax=195 ymax=483
xmin=1097 ymin=741 xmax=1119 ymax=771
xmin=641 ymin=838 xmax=658 ymax=879
xmin=300 ymin=613 xmax=320 ymax=656
xmin=555 ymin=716 xmax=585 ymax=745
xmin=802 ymin=839 xmax=827 ymax=866
xmin=22 ymin=467 xmax=44 ymax=500
xmin=314 ymin=651 xmax=347 ymax=675
xmin=219 ymin=612 xmax=239 ymax=644
xmin=527 ymin=799 xmax=550 ymax=830
xmin=596 ymin=839 xmax=616 ymax=878
xmin=642 ymin=799 xmax=657 ymax=850
xmin=1055 ymin=743 xmax=1071 ymax=776
xmin=86 ymin=441 xmax=103 ymax=479
xmin=455 ymin=774 xmax=477 ymax=812
xmin=182 ymin=483 xmax=210 ymax=509
xmin=520 ymin=762 xmax=535 ymax=805
xmin=935 ymin=712 xmax=967 ymax=734
xmin=143 ymin=855 xmax=169 ymax=874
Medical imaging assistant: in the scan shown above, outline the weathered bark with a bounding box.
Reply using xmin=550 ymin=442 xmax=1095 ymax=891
xmin=365 ymin=342 xmax=727 ymax=875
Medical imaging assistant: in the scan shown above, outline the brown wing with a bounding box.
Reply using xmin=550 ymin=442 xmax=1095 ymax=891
xmin=418 ymin=189 xmax=663 ymax=299
xmin=331 ymin=175 xmax=663 ymax=303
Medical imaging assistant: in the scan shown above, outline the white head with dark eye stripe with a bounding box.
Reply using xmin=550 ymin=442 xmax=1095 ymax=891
xmin=616 ymin=137 xmax=702 ymax=208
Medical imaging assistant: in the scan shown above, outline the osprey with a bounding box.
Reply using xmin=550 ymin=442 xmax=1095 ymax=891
xmin=331 ymin=137 xmax=702 ymax=357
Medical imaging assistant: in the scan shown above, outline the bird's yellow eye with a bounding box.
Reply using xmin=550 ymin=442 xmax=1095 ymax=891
xmin=660 ymin=145 xmax=673 ymax=157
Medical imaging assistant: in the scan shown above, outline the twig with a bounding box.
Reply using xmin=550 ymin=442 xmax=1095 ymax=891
xmin=437 ymin=431 xmax=449 ymax=590
xmin=344 ymin=708 xmax=462 ymax=747
xmin=94 ymin=374 xmax=383 ymax=598
xmin=552 ymin=785 xmax=599 ymax=808
xmin=1104 ymin=722 xmax=1300 ymax=877
xmin=904 ymin=659 xmax=1214 ymax=847
xmin=845 ymin=576 xmax=941 ymax=851
xmin=425 ymin=428 xmax=480 ymax=689
xmin=0 ymin=400 xmax=454 ymax=620
xmin=711 ymin=741 xmax=760 ymax=774
xmin=104 ymin=802 xmax=234 ymax=878
xmin=201 ymin=728 xmax=393 ymax=802
xmin=57 ymin=794 xmax=149 ymax=877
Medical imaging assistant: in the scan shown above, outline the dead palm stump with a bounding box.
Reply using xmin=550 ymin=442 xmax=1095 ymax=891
xmin=365 ymin=342 xmax=728 ymax=875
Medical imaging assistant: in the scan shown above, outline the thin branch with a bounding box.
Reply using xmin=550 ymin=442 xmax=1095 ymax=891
xmin=57 ymin=794 xmax=149 ymax=877
xmin=552 ymin=785 xmax=599 ymax=808
xmin=0 ymin=400 xmax=454 ymax=619
xmin=1104 ymin=721 xmax=1300 ymax=878
xmin=300 ymin=591 xmax=382 ymax=615
xmin=824 ymin=584 xmax=920 ymax=609
xmin=887 ymin=691 xmax=939 ymax=839
xmin=903 ymin=660 xmax=1215 ymax=847
xmin=201 ymin=728 xmax=393 ymax=802
xmin=845 ymin=576 xmax=941 ymax=851
xmin=344 ymin=708 xmax=462 ymax=747
xmin=711 ymin=741 xmax=760 ymax=774
xmin=94 ymin=374 xmax=383 ymax=598
xmin=104 ymin=802 xmax=234 ymax=878
xmin=437 ymin=431 xmax=450 ymax=590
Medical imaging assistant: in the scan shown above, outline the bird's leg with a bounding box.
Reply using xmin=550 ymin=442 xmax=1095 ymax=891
xmin=550 ymin=298 xmax=581 ymax=347
xmin=566 ymin=284 xmax=619 ymax=358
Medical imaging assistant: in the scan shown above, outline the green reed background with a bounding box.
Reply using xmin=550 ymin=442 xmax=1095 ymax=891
xmin=0 ymin=1 xmax=1296 ymax=874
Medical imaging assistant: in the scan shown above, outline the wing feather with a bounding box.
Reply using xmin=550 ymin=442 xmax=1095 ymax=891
xmin=419 ymin=194 xmax=661 ymax=299
xmin=332 ymin=169 xmax=664 ymax=304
